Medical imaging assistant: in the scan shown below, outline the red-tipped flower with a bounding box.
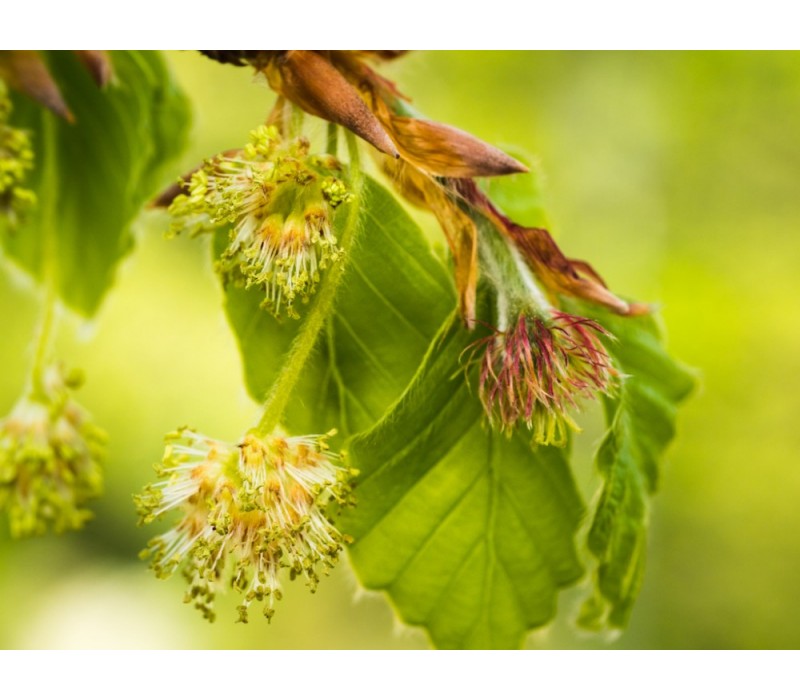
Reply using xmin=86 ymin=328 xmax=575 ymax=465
xmin=472 ymin=311 xmax=615 ymax=445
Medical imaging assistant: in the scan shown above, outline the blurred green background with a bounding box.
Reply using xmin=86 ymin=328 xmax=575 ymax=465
xmin=1 ymin=51 xmax=799 ymax=649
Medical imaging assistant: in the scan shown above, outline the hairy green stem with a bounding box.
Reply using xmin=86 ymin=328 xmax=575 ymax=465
xmin=476 ymin=219 xmax=550 ymax=329
xmin=255 ymin=131 xmax=363 ymax=436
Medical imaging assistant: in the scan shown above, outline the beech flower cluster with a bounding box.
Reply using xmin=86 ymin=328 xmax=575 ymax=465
xmin=136 ymin=428 xmax=354 ymax=623
xmin=0 ymin=79 xmax=35 ymax=224
xmin=167 ymin=125 xmax=353 ymax=318
xmin=0 ymin=365 xmax=105 ymax=537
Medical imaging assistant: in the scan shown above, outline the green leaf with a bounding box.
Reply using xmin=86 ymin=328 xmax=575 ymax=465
xmin=576 ymin=306 xmax=696 ymax=630
xmin=219 ymin=176 xmax=455 ymax=437
xmin=2 ymin=51 xmax=190 ymax=316
xmin=342 ymin=313 xmax=585 ymax=649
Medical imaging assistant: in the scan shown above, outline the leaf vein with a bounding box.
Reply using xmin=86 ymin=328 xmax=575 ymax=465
xmin=353 ymin=412 xmax=482 ymax=543
xmin=350 ymin=261 xmax=429 ymax=343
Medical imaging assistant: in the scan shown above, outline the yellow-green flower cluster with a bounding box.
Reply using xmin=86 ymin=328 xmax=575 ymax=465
xmin=168 ymin=125 xmax=353 ymax=318
xmin=136 ymin=427 xmax=356 ymax=623
xmin=0 ymin=365 xmax=105 ymax=537
xmin=0 ymin=79 xmax=36 ymax=224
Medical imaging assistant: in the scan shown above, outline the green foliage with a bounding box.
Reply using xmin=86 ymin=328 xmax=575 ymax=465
xmin=222 ymin=157 xmax=693 ymax=646
xmin=220 ymin=176 xmax=454 ymax=437
xmin=343 ymin=313 xmax=585 ymax=649
xmin=576 ymin=306 xmax=696 ymax=629
xmin=0 ymin=50 xmax=696 ymax=649
xmin=1 ymin=51 xmax=189 ymax=316
xmin=223 ymin=175 xmax=589 ymax=648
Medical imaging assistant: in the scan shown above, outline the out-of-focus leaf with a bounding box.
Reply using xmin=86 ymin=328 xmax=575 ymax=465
xmin=342 ymin=313 xmax=585 ymax=649
xmin=576 ymin=306 xmax=696 ymax=629
xmin=1 ymin=51 xmax=190 ymax=316
xmin=219 ymin=176 xmax=454 ymax=437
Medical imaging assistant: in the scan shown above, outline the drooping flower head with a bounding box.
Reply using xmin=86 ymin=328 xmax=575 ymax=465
xmin=136 ymin=427 xmax=355 ymax=623
xmin=0 ymin=79 xmax=36 ymax=224
xmin=0 ymin=364 xmax=105 ymax=537
xmin=470 ymin=310 xmax=615 ymax=445
xmin=167 ymin=125 xmax=353 ymax=318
